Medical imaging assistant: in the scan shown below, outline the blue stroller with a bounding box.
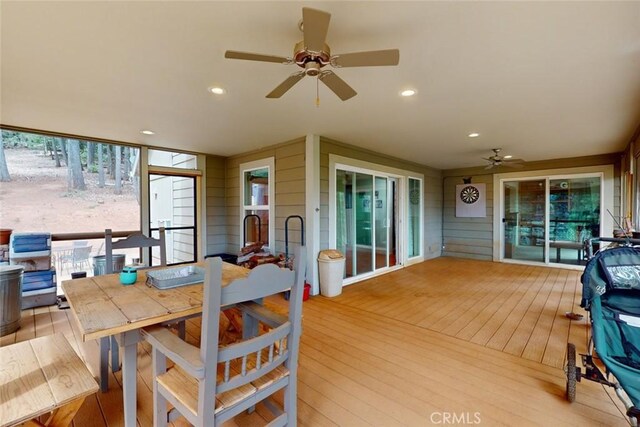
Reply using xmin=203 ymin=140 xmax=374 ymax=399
xmin=566 ymin=238 xmax=640 ymax=426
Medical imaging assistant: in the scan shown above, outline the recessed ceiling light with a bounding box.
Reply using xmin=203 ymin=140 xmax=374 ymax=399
xmin=468 ymin=132 xmax=480 ymax=138
xmin=140 ymin=130 xmax=155 ymax=135
xmin=400 ymin=89 xmax=416 ymax=97
xmin=208 ymin=86 xmax=225 ymax=95
xmin=504 ymin=155 xmax=513 ymax=159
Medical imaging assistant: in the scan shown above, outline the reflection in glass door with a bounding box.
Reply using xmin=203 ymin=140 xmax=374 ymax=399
xmin=336 ymin=169 xmax=398 ymax=279
xmin=503 ymin=180 xmax=546 ymax=263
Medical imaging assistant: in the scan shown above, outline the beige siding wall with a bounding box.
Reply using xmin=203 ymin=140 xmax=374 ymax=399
xmin=442 ymin=154 xmax=620 ymax=261
xmin=319 ymin=137 xmax=443 ymax=259
xmin=224 ymin=138 xmax=306 ymax=255
xmin=205 ymin=155 xmax=226 ymax=256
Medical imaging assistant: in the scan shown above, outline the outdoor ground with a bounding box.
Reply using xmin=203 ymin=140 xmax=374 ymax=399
xmin=0 ymin=147 xmax=138 ymax=234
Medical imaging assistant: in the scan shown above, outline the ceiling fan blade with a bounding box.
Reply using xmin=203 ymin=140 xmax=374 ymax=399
xmin=484 ymin=164 xmax=495 ymax=170
xmin=303 ymin=7 xmax=331 ymax=53
xmin=319 ymin=71 xmax=357 ymax=101
xmin=332 ymin=49 xmax=400 ymax=67
xmin=225 ymin=50 xmax=290 ymax=64
xmin=266 ymin=72 xmax=305 ymax=98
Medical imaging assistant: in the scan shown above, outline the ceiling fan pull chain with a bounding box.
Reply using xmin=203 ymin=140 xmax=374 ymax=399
xmin=316 ymin=77 xmax=320 ymax=107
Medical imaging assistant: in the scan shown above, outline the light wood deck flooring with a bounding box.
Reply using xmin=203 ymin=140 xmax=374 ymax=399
xmin=1 ymin=257 xmax=630 ymax=426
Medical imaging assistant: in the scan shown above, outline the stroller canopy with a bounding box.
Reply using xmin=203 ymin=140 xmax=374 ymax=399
xmin=581 ymin=246 xmax=640 ymax=307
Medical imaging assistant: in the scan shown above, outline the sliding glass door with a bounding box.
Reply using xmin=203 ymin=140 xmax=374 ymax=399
xmin=502 ymin=175 xmax=601 ymax=266
xmin=336 ymin=169 xmax=399 ymax=279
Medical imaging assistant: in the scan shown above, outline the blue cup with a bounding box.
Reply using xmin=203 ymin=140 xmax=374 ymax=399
xmin=119 ymin=266 xmax=138 ymax=285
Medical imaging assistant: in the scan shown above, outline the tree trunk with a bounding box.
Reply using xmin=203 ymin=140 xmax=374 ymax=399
xmin=123 ymin=146 xmax=130 ymax=180
xmin=59 ymin=138 xmax=68 ymax=166
xmin=51 ymin=137 xmax=61 ymax=167
xmin=114 ymin=145 xmax=122 ymax=194
xmin=87 ymin=142 xmax=94 ymax=170
xmin=0 ymin=132 xmax=11 ymax=182
xmin=97 ymin=143 xmax=105 ymax=188
xmin=67 ymin=139 xmax=86 ymax=191
xmin=108 ymin=145 xmax=115 ymax=177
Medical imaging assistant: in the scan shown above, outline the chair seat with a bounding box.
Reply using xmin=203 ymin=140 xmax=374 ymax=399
xmin=157 ymin=359 xmax=289 ymax=417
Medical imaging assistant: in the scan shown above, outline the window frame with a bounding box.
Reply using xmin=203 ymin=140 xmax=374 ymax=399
xmin=239 ymin=157 xmax=275 ymax=250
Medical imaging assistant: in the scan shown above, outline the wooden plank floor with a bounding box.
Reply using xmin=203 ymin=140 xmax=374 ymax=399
xmin=334 ymin=257 xmax=588 ymax=369
xmin=1 ymin=257 xmax=630 ymax=426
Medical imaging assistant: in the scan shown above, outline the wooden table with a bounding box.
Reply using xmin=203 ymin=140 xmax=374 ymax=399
xmin=0 ymin=334 xmax=99 ymax=427
xmin=62 ymin=262 xmax=249 ymax=427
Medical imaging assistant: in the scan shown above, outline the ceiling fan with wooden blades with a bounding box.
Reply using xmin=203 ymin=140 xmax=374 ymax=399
xmin=483 ymin=148 xmax=524 ymax=169
xmin=224 ymin=7 xmax=400 ymax=101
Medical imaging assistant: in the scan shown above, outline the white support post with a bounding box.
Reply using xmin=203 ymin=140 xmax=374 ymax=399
xmin=305 ymin=134 xmax=320 ymax=294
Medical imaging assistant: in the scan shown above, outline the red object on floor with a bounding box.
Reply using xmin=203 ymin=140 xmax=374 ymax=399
xmin=303 ymin=283 xmax=311 ymax=301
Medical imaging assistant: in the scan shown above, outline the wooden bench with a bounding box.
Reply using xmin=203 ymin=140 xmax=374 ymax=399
xmin=549 ymin=240 xmax=584 ymax=263
xmin=0 ymin=334 xmax=99 ymax=427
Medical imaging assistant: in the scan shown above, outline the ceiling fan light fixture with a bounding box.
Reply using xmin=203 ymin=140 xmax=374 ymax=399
xmin=468 ymin=132 xmax=480 ymax=138
xmin=140 ymin=130 xmax=155 ymax=135
xmin=304 ymin=61 xmax=321 ymax=76
xmin=208 ymin=86 xmax=225 ymax=95
xmin=504 ymin=155 xmax=513 ymax=159
xmin=400 ymin=89 xmax=416 ymax=97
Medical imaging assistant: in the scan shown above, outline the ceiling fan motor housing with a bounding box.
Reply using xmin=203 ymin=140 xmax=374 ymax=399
xmin=294 ymin=40 xmax=331 ymax=76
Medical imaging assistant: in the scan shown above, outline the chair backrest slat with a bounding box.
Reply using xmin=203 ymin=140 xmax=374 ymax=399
xmin=104 ymin=228 xmax=166 ymax=274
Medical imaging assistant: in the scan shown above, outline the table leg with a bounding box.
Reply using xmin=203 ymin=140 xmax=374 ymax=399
xmin=99 ymin=337 xmax=110 ymax=392
xmin=117 ymin=330 xmax=140 ymax=427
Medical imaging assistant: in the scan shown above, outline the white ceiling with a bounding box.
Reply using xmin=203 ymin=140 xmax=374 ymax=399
xmin=2 ymin=1 xmax=640 ymax=170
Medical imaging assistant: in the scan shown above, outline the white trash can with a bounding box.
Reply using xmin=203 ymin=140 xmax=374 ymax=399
xmin=318 ymin=250 xmax=345 ymax=297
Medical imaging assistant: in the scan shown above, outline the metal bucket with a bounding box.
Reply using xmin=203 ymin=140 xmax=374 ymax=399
xmin=92 ymin=254 xmax=126 ymax=276
xmin=1 ymin=265 xmax=23 ymax=336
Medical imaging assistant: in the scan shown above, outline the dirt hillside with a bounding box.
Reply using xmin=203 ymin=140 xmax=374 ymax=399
xmin=0 ymin=148 xmax=139 ymax=234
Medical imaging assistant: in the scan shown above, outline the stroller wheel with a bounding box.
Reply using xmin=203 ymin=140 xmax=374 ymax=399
xmin=566 ymin=342 xmax=577 ymax=402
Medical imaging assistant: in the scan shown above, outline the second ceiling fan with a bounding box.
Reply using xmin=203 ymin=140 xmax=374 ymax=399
xmin=225 ymin=7 xmax=400 ymax=101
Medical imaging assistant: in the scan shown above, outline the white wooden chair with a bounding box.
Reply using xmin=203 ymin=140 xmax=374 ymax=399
xmin=143 ymin=245 xmax=306 ymax=427
xmin=97 ymin=228 xmax=167 ymax=391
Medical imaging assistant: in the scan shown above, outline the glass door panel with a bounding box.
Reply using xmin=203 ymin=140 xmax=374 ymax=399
xmin=355 ymin=173 xmax=374 ymax=276
xmin=408 ymin=178 xmax=421 ymax=258
xmin=549 ymin=177 xmax=600 ymax=265
xmin=503 ymin=180 xmax=546 ymax=262
xmin=374 ymin=176 xmax=388 ymax=270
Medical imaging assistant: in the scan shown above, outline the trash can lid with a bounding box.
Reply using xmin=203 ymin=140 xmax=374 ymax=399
xmin=318 ymin=249 xmax=344 ymax=260
xmin=0 ymin=265 xmax=24 ymax=275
